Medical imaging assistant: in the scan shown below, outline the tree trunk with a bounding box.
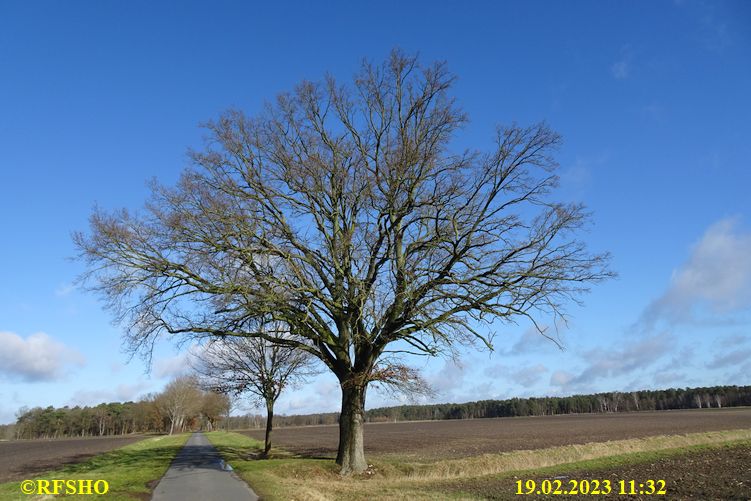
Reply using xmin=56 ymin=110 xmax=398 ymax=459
xmin=336 ymin=382 xmax=367 ymax=475
xmin=264 ymin=404 xmax=273 ymax=457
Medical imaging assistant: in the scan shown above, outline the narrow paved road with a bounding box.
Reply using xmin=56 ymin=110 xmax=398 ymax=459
xmin=151 ymin=432 xmax=258 ymax=501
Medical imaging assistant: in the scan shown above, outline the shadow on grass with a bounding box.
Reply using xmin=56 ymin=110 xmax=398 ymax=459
xmin=0 ymin=442 xmax=187 ymax=501
xmin=210 ymin=443 xmax=328 ymax=462
xmin=10 ymin=444 xmax=185 ymax=482
xmin=66 ymin=445 xmax=186 ymax=472
xmin=6 ymin=453 xmax=102 ymax=481
xmin=2 ymin=446 xmax=181 ymax=482
xmin=212 ymin=445 xmax=269 ymax=462
xmin=272 ymin=446 xmax=337 ymax=461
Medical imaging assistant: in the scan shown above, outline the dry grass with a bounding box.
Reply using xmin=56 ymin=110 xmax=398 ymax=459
xmin=400 ymin=428 xmax=751 ymax=479
xmin=208 ymin=428 xmax=751 ymax=500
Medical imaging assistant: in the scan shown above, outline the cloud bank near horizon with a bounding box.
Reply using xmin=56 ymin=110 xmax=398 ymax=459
xmin=0 ymin=331 xmax=84 ymax=382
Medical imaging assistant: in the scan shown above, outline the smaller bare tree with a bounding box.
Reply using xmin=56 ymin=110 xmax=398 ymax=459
xmin=201 ymin=391 xmax=230 ymax=431
xmin=158 ymin=376 xmax=202 ymax=435
xmin=192 ymin=321 xmax=317 ymax=456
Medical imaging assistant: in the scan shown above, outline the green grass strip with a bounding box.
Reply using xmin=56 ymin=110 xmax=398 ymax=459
xmin=0 ymin=434 xmax=189 ymax=501
xmin=205 ymin=431 xmax=337 ymax=500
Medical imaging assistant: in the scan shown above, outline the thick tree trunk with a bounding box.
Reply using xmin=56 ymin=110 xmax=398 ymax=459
xmin=264 ymin=404 xmax=273 ymax=457
xmin=336 ymin=382 xmax=367 ymax=475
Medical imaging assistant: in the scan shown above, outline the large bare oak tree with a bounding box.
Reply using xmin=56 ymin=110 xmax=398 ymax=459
xmin=74 ymin=50 xmax=612 ymax=474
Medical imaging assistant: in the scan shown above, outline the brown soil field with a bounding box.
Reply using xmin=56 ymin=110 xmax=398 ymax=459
xmin=445 ymin=442 xmax=751 ymax=500
xmin=0 ymin=435 xmax=145 ymax=483
xmin=243 ymin=407 xmax=751 ymax=460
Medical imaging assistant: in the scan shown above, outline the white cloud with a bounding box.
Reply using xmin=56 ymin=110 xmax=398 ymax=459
xmin=642 ymin=218 xmax=751 ymax=326
xmin=0 ymin=331 xmax=85 ymax=382
xmin=652 ymin=370 xmax=686 ymax=386
xmin=697 ymin=7 xmax=732 ymax=52
xmin=611 ymin=60 xmax=629 ymax=79
xmin=153 ymin=345 xmax=203 ymax=379
xmin=674 ymin=0 xmax=733 ymax=51
xmin=276 ymin=376 xmax=340 ymax=414
xmin=504 ymin=326 xmax=562 ymax=355
xmin=642 ymin=102 xmax=666 ymax=121
xmin=669 ymin=346 xmax=696 ymax=367
xmin=550 ymin=370 xmax=575 ymax=387
xmin=550 ymin=332 xmax=672 ymax=393
xmin=558 ymin=155 xmax=604 ymax=201
xmin=68 ymin=382 xmax=153 ymax=406
xmin=427 ymin=359 xmax=465 ymax=399
xmin=54 ymin=283 xmax=75 ymax=297
xmin=0 ymin=407 xmax=16 ymax=425
xmin=0 ymin=392 xmax=28 ymax=424
xmin=510 ymin=364 xmax=548 ymax=388
xmin=580 ymin=332 xmax=671 ymax=380
xmin=727 ymin=361 xmax=751 ymax=385
xmin=484 ymin=362 xmax=548 ymax=388
xmin=466 ymin=381 xmax=497 ymax=401
xmin=718 ymin=334 xmax=750 ymax=348
xmin=706 ymin=348 xmax=751 ymax=370
xmin=484 ymin=363 xmax=507 ymax=378
xmin=610 ymin=45 xmax=633 ymax=80
xmin=154 ymin=354 xmax=190 ymax=379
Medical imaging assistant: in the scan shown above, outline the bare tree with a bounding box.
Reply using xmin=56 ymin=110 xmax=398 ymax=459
xmin=157 ymin=376 xmax=202 ymax=435
xmin=200 ymin=391 xmax=230 ymax=432
xmin=631 ymin=391 xmax=640 ymax=411
xmin=192 ymin=320 xmax=317 ymax=456
xmin=74 ymin=50 xmax=612 ymax=474
xmin=610 ymin=391 xmax=622 ymax=413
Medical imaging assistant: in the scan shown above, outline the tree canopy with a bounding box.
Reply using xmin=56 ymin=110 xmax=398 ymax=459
xmin=75 ymin=50 xmax=612 ymax=473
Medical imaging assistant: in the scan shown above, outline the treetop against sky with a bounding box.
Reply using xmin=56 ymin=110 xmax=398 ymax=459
xmin=0 ymin=0 xmax=750 ymax=425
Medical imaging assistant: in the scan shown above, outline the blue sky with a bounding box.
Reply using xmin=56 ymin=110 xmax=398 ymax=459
xmin=1 ymin=1 xmax=750 ymax=424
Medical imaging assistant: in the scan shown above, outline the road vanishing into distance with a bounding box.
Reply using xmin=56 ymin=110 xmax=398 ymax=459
xmin=151 ymin=432 xmax=257 ymax=501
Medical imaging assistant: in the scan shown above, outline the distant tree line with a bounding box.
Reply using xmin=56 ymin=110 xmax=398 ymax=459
xmin=6 ymin=384 xmax=750 ymax=440
xmin=224 ymin=411 xmax=341 ymax=429
xmin=363 ymin=385 xmax=751 ymax=422
xmin=228 ymin=385 xmax=751 ymax=429
xmin=11 ymin=376 xmax=229 ymax=440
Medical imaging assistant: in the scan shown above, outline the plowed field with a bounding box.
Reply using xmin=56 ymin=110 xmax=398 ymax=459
xmin=0 ymin=435 xmax=144 ymax=482
xmin=444 ymin=442 xmax=751 ymax=500
xmin=242 ymin=407 xmax=751 ymax=460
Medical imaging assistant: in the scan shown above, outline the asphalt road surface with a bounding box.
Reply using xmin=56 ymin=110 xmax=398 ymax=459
xmin=151 ymin=432 xmax=257 ymax=501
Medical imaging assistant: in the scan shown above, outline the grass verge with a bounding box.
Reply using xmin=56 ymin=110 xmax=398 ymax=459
xmin=205 ymin=431 xmax=339 ymax=501
xmin=206 ymin=428 xmax=751 ymax=500
xmin=0 ymin=434 xmax=189 ymax=501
